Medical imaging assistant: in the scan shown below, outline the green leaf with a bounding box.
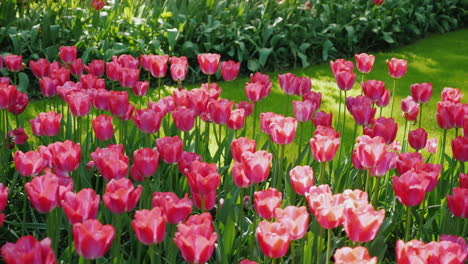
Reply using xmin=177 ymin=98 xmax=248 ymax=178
xmin=382 ymin=32 xmax=395 ymax=44
xmin=17 ymin=72 xmax=29 ymax=93
xmin=322 ymin=39 xmax=333 ymax=61
xmin=45 ymin=46 xmax=59 ymax=61
xmin=166 ymin=28 xmax=179 ymax=51
xmin=247 ymin=59 xmax=260 ymax=72
xmin=258 ymin=47 xmax=273 ymax=67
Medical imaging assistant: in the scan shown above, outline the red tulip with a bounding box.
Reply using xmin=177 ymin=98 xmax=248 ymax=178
xmin=436 ymin=101 xmax=457 ymax=129
xmin=447 ymin=187 xmax=468 ymax=218
xmin=0 ymin=83 xmax=17 ymax=109
xmin=240 ymin=260 xmax=258 ymax=264
xmin=39 ymin=77 xmax=58 ymax=97
xmin=426 ymin=138 xmax=438 ymax=154
xmin=330 ymin=59 xmax=354 ymax=76
xmin=90 ymin=144 xmax=129 ymax=181
xmin=392 ymin=171 xmax=429 ymax=207
xmin=275 ymin=206 xmax=309 ymax=240
xmin=200 ymin=82 xmax=222 ymax=100
xmin=1 ymin=235 xmax=56 ymax=264
xmin=245 ymin=82 xmax=264 ymax=102
xmin=198 ymin=53 xmax=221 ymax=75
xmin=119 ymin=67 xmax=140 ymax=88
xmin=303 ymin=91 xmax=322 ymax=110
xmin=73 ymin=219 xmax=115 ymax=260
xmin=231 ymin=162 xmax=251 ymax=188
xmin=386 ymin=58 xmax=407 ymax=79
xmin=311 ymin=110 xmax=333 ymax=128
xmin=305 ymin=184 xmax=333 ymax=215
xmin=208 ymin=99 xmax=234 ymax=125
xmin=152 ymin=192 xmax=193 ymax=224
xmin=131 ymin=80 xmax=148 ymax=96
xmin=293 ymin=100 xmax=315 ymax=122
xmin=149 ymin=96 xmax=175 ymax=115
xmin=62 ymin=188 xmax=100 ymax=224
xmin=0 ymin=183 xmax=9 ymax=211
xmin=185 ymin=88 xmax=208 ymax=115
xmin=48 ymin=140 xmax=81 ymax=173
xmin=231 ymin=137 xmax=256 ymax=163
xmin=106 ymin=61 xmax=121 ymax=81
xmin=354 ymin=135 xmax=387 ymax=170
xmin=59 ymin=46 xmax=77 ymax=64
xmin=132 ymin=108 xmax=163 ymax=134
xmin=452 ymin=136 xmax=468 ymax=162
xmin=334 ymin=246 xmax=377 ymax=264
xmin=30 ymin=58 xmax=50 ymax=78
xmin=372 ymin=0 xmax=384 ymax=5
xmin=103 ymin=178 xmax=142 ymax=214
xmin=346 ymin=95 xmax=376 ymax=126
xmin=85 ymin=59 xmax=105 ymax=77
xmin=354 ymin=53 xmax=375 ymax=73
xmin=227 ymin=108 xmax=245 ymax=130
xmin=79 ymin=74 xmax=98 ymax=89
xmin=408 ymin=128 xmax=427 ymax=151
xmin=410 ymin=83 xmax=432 ymax=103
xmin=441 ymin=87 xmax=464 ymax=103
xmin=459 ymin=173 xmax=468 ymax=189
xmin=149 ymin=55 xmax=169 ymax=78
xmin=115 ymin=54 xmax=140 ymax=69
xmin=289 ymin=165 xmax=314 ymax=195
xmin=364 ymin=117 xmax=398 ymax=144
xmin=171 ymin=106 xmax=196 ymax=131
xmin=92 ymin=114 xmax=114 ymax=141
xmin=241 ymin=150 xmax=272 ymax=183
xmin=256 ymin=221 xmax=290 ymax=258
xmin=401 ymin=96 xmax=419 ymax=121
xmin=130 ymin=147 xmax=159 ymax=180
xmin=361 ymin=80 xmax=385 ymax=102
xmin=14 ymin=150 xmax=45 ymax=176
xmin=396 ymin=152 xmax=424 ymax=175
xmin=139 ymin=54 xmax=154 ymax=71
xmin=314 ymin=193 xmax=345 ymax=229
xmin=269 ymin=116 xmax=297 ymax=145
xmin=309 ymin=126 xmax=341 ymax=163
xmin=376 ymin=89 xmax=390 ymax=107
xmin=173 ymin=213 xmax=217 ymax=264
xmin=69 ymin=58 xmax=84 ymax=76
xmin=66 ymin=91 xmax=91 ymax=117
xmin=343 ymin=203 xmax=385 ymax=242
xmin=50 ymin=66 xmax=70 ymax=85
xmin=30 ymin=111 xmax=62 ymax=137
xmin=335 ymin=70 xmax=356 ymax=91
xmin=235 ymin=101 xmax=254 ymax=117
xmin=4 ymin=55 xmax=22 ymax=72
xmin=396 ymin=240 xmax=430 ymax=264
xmin=108 ymin=91 xmax=130 ymax=118
xmin=156 ymin=136 xmax=183 ymax=164
xmin=25 ymin=173 xmax=59 ymax=213
xmin=221 ymin=60 xmax=240 ymax=81
xmin=132 ymin=207 xmax=167 ymax=245
xmin=178 ymin=151 xmax=202 ymax=176
xmin=260 ymin=112 xmax=284 ymax=135
xmin=278 ymin=73 xmax=299 ymax=95
xmin=186 ymin=161 xmax=220 ymax=195
xmin=91 ymin=0 xmax=106 ymax=10
xmin=254 ymin=188 xmax=282 ymax=220
xmin=250 ymin=72 xmax=272 ymax=99
xmin=6 ymin=128 xmax=28 ymax=148
xmin=191 ymin=190 xmax=217 ymax=211
xmin=170 ymin=56 xmax=189 ymax=81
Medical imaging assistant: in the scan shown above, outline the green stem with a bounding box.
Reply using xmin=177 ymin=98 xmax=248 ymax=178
xmin=390 ymin=78 xmax=396 ymax=118
xmin=402 ymin=118 xmax=409 ymax=152
xmin=418 ymin=104 xmax=423 ymax=128
xmin=439 ymin=129 xmax=448 ymax=171
xmin=252 ymin=102 xmax=257 ymax=139
xmin=371 ymin=176 xmax=380 ymax=206
xmin=111 ymin=213 xmax=123 ymax=264
xmin=326 ymin=228 xmax=332 ymax=264
xmin=149 ymin=244 xmax=156 ymax=264
xmin=297 ymin=122 xmax=304 ymax=163
xmin=462 ymin=218 xmax=468 ymax=238
xmin=337 ymin=90 xmax=342 ymax=129
xmin=405 ymin=206 xmax=412 ymax=241
xmin=320 ymin=162 xmax=327 ymax=185
xmin=291 ymin=240 xmax=295 ymax=264
xmin=158 ymin=78 xmax=161 ymax=100
xmin=364 ymin=169 xmax=371 ymax=195
xmin=316 ymin=227 xmax=323 ymax=264
xmin=277 ymin=144 xmax=286 ymax=190
xmin=79 ymin=257 xmax=92 ymax=264
xmin=207 ymin=74 xmax=211 ymax=87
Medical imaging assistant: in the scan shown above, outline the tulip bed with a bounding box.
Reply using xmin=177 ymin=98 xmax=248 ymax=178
xmin=0 ymin=27 xmax=467 ymax=264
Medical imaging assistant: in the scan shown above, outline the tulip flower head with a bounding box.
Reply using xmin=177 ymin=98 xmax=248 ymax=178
xmin=1 ymin=236 xmax=56 ymax=264
xmin=73 ymin=219 xmax=115 ymax=259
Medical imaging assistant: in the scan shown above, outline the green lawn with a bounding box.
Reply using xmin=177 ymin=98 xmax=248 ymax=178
xmin=213 ymin=28 xmax=468 ymax=155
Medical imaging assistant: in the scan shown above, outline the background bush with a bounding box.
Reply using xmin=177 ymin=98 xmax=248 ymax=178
xmin=0 ymin=0 xmax=466 ymax=83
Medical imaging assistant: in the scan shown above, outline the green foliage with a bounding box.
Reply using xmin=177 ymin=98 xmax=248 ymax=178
xmin=0 ymin=0 xmax=466 ymax=83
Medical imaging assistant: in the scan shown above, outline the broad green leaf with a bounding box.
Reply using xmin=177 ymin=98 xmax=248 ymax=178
xmin=247 ymin=59 xmax=260 ymax=72
xmin=258 ymin=47 xmax=273 ymax=67
xmin=17 ymin=72 xmax=29 ymax=93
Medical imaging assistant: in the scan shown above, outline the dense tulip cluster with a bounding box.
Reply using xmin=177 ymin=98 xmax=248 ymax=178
xmin=1 ymin=45 xmax=467 ymax=264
